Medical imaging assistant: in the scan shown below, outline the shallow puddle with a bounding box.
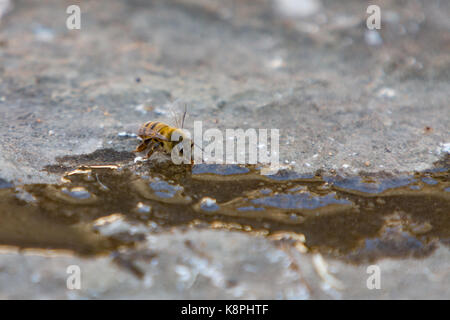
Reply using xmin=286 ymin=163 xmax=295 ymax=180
xmin=0 ymin=160 xmax=449 ymax=263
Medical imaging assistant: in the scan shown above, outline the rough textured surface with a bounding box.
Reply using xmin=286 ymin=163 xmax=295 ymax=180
xmin=0 ymin=230 xmax=448 ymax=299
xmin=1 ymin=0 xmax=449 ymax=184
xmin=0 ymin=0 xmax=449 ymax=299
xmin=0 ymin=230 xmax=310 ymax=299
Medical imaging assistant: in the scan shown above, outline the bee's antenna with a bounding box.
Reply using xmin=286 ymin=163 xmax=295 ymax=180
xmin=181 ymin=103 xmax=187 ymax=129
xmin=193 ymin=141 xmax=204 ymax=153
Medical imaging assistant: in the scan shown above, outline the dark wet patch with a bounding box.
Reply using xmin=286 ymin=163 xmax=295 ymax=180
xmin=433 ymin=154 xmax=450 ymax=169
xmin=43 ymin=164 xmax=72 ymax=174
xmin=0 ymin=178 xmax=13 ymax=189
xmin=44 ymin=148 xmax=135 ymax=173
xmin=111 ymin=249 xmax=158 ymax=279
xmin=1 ymin=158 xmax=449 ymax=264
xmin=0 ymin=187 xmax=120 ymax=255
xmin=56 ymin=148 xmax=135 ymax=163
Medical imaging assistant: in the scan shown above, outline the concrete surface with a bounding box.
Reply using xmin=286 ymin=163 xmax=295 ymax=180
xmin=0 ymin=229 xmax=448 ymax=299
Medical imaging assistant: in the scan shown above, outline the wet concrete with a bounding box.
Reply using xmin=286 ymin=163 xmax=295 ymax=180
xmin=1 ymin=159 xmax=448 ymax=266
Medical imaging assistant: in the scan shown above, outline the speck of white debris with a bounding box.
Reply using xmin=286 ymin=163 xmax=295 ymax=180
xmin=342 ymin=164 xmax=350 ymax=169
xmin=136 ymin=202 xmax=152 ymax=213
xmin=365 ymin=30 xmax=383 ymax=46
xmin=134 ymin=156 xmax=144 ymax=163
xmin=267 ymin=57 xmax=284 ymax=69
xmin=275 ymin=0 xmax=321 ymax=18
xmin=201 ymin=197 xmax=217 ymax=207
xmin=437 ymin=142 xmax=450 ymax=154
xmin=154 ymin=107 xmax=168 ymax=116
xmin=33 ymin=24 xmax=55 ymax=42
xmin=93 ymin=213 xmax=124 ymax=227
xmin=118 ymin=132 xmax=137 ymax=138
xmin=378 ymin=87 xmax=396 ymax=98
xmin=258 ymin=144 xmax=266 ymax=149
xmin=175 ymin=265 xmax=191 ymax=282
xmin=48 ymin=130 xmax=54 ymax=136
xmin=135 ymin=104 xmax=147 ymax=114
xmin=305 ymin=163 xmax=311 ymax=167
xmin=312 ymin=154 xmax=318 ymax=158
xmin=93 ymin=213 xmax=147 ymax=236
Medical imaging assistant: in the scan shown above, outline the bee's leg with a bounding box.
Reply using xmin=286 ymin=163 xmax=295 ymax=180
xmin=134 ymin=139 xmax=152 ymax=153
xmin=144 ymin=142 xmax=163 ymax=159
xmin=134 ymin=142 xmax=148 ymax=153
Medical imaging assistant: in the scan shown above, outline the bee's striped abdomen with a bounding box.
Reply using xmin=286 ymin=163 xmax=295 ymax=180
xmin=139 ymin=121 xmax=165 ymax=137
xmin=136 ymin=120 xmax=191 ymax=156
xmin=138 ymin=121 xmax=177 ymax=142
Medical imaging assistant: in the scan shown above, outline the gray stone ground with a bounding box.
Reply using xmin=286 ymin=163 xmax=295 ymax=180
xmin=0 ymin=0 xmax=449 ymax=299
xmin=1 ymin=230 xmax=449 ymax=299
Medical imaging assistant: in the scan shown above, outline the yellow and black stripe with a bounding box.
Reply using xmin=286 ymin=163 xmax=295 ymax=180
xmin=139 ymin=121 xmax=174 ymax=140
xmin=138 ymin=121 xmax=186 ymax=155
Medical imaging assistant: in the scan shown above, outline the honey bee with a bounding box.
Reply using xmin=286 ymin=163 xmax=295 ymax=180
xmin=134 ymin=106 xmax=192 ymax=159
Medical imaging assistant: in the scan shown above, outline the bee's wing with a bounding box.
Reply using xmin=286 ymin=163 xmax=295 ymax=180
xmin=169 ymin=108 xmax=180 ymax=128
xmin=145 ymin=129 xmax=169 ymax=141
xmin=169 ymin=102 xmax=188 ymax=128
